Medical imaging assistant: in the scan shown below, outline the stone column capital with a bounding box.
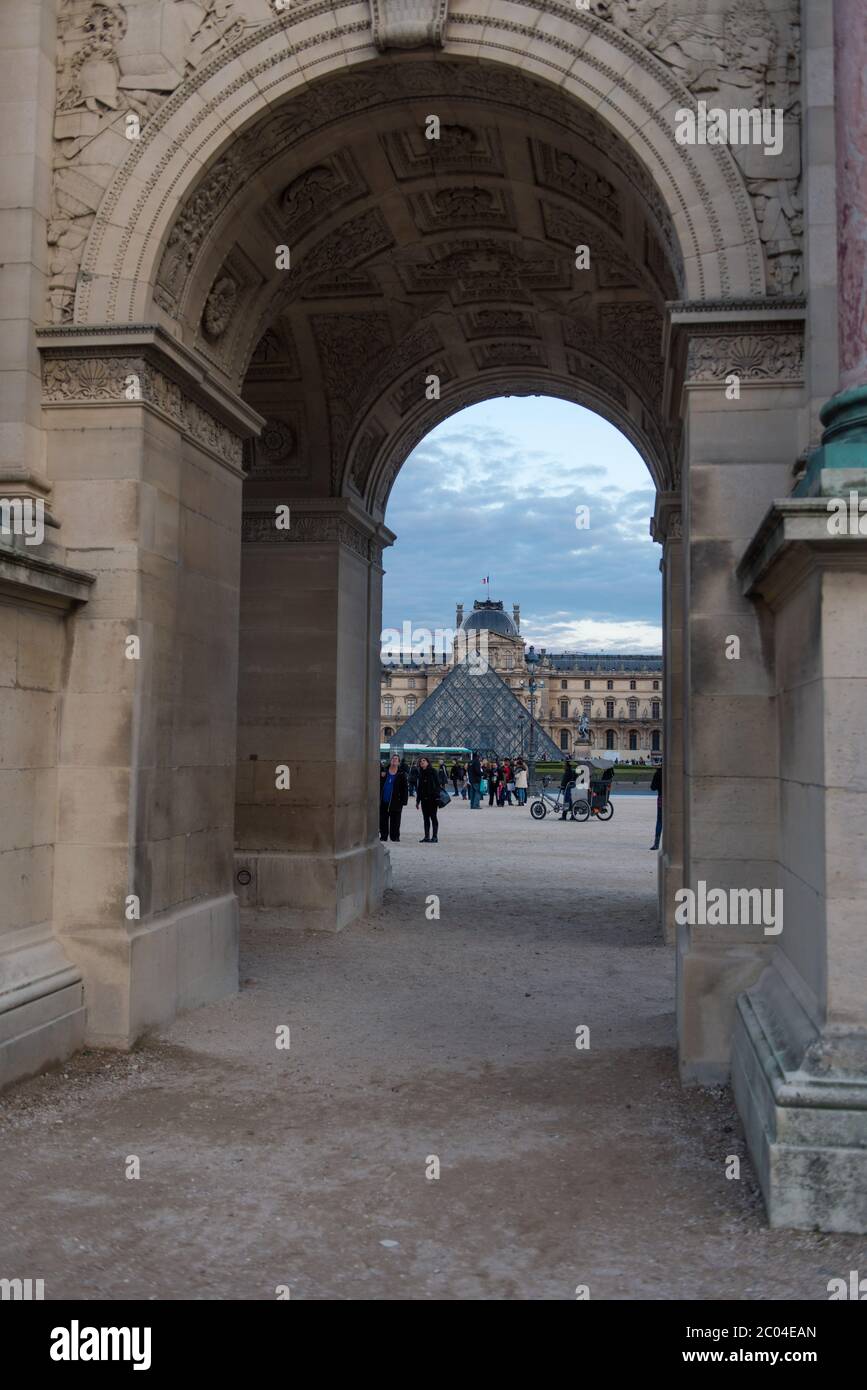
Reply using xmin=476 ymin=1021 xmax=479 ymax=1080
xmin=738 ymin=497 xmax=867 ymax=608
xmin=241 ymin=496 xmax=395 ymax=563
xmin=650 ymin=491 xmax=682 ymax=544
xmin=37 ymin=325 xmax=264 ymax=476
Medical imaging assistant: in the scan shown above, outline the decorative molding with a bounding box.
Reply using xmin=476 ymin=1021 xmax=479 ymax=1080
xmin=40 ymin=353 xmax=245 ymax=471
xmin=370 ymin=0 xmax=449 ymax=51
xmin=685 ymin=330 xmax=804 ymax=384
xmin=241 ymin=505 xmax=380 ymax=562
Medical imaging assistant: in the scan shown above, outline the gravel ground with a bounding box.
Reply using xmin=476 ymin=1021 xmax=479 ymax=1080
xmin=1 ymin=797 xmax=863 ymax=1300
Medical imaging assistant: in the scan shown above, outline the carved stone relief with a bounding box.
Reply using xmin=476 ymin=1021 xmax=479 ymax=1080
xmin=41 ymin=351 xmax=243 ymax=467
xmin=245 ymin=411 xmax=309 ymax=480
xmin=409 ymin=185 xmax=516 ymax=234
xmin=380 ymin=123 xmax=504 ymax=181
xmin=472 ymin=342 xmax=547 ymax=372
xmin=685 ymin=329 xmax=805 ymax=383
xmin=529 ymin=141 xmax=623 ymax=233
xmin=588 ymin=0 xmax=803 ymax=293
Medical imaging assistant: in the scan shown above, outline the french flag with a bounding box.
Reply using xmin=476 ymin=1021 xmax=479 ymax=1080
xmin=481 ymin=575 xmax=489 ymax=584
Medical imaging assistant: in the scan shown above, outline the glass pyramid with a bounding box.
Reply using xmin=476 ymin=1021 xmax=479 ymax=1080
xmin=387 ymin=658 xmax=562 ymax=761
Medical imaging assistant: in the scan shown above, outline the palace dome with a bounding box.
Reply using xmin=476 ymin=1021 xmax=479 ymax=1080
xmin=461 ymin=601 xmax=519 ymax=638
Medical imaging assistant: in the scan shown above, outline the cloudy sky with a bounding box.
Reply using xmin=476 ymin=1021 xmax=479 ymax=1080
xmin=382 ymin=396 xmax=662 ymax=653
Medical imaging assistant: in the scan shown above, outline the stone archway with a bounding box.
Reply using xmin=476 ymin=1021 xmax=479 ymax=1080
xmin=11 ymin=0 xmax=867 ymax=1234
xmin=35 ymin=0 xmax=805 ymax=1065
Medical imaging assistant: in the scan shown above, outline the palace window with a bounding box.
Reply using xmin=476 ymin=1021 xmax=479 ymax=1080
xmin=606 ymin=679 xmax=613 ymax=690
xmin=405 ymin=696 xmax=417 ymax=715
xmin=560 ymin=699 xmax=569 ymax=718
xmin=408 ymin=678 xmax=416 ymax=688
xmin=383 ymin=697 xmax=393 ymax=716
xmin=652 ymin=700 xmax=660 ymax=719
xmin=383 ymin=726 xmax=394 ymax=738
xmin=653 ymin=680 xmax=659 ymax=690
xmin=584 ymin=679 xmax=590 ymax=690
xmin=629 ymin=730 xmax=638 ymax=751
xmin=583 ymin=697 xmax=591 ymax=713
xmin=560 ymin=729 xmax=570 ymax=751
xmin=652 ymin=730 xmax=661 ymax=752
xmin=606 ymin=730 xmax=616 ymax=750
xmin=606 ymin=700 xmax=614 ymax=719
xmin=628 ymin=698 xmax=638 ymax=718
xmin=629 ymin=679 xmax=636 ymax=690
xmin=561 ymin=680 xmax=568 ymax=689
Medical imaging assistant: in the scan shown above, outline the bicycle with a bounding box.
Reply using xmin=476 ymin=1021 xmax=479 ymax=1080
xmin=529 ymin=776 xmax=583 ymax=821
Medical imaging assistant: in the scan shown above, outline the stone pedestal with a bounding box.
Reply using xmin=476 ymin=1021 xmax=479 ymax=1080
xmin=734 ymin=502 xmax=867 ymax=1231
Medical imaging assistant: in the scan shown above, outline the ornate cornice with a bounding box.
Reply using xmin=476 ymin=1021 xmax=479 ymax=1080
xmin=38 ymin=345 xmax=250 ymax=474
xmin=241 ymin=501 xmax=394 ymax=562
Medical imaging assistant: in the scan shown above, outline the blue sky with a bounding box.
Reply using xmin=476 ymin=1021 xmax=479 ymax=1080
xmin=382 ymin=396 xmax=662 ymax=652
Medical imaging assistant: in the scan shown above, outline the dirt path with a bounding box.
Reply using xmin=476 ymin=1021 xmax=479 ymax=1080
xmin=1 ymin=797 xmax=862 ymax=1299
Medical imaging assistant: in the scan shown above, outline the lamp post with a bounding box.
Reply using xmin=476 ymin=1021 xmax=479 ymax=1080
xmin=525 ymin=644 xmax=541 ymax=790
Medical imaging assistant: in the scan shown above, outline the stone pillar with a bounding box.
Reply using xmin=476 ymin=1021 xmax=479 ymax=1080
xmin=796 ymin=0 xmax=867 ymax=495
xmin=234 ymin=500 xmax=393 ymax=929
xmin=734 ymin=507 xmax=867 ymax=1232
xmin=0 ymin=0 xmax=56 ymax=513
xmin=726 ymin=1 xmax=867 ymax=1232
xmin=33 ymin=327 xmax=261 ymax=1048
xmin=651 ymin=493 xmax=683 ymax=947
xmin=671 ymin=306 xmax=807 ymax=1083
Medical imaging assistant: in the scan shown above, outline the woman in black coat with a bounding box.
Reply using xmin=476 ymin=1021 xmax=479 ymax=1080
xmin=415 ymin=755 xmax=441 ymax=843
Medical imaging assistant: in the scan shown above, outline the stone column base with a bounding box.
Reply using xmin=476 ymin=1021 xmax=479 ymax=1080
xmin=733 ymin=968 xmax=867 ymax=1232
xmin=0 ymin=930 xmax=85 ymax=1088
xmin=234 ymin=841 xmax=387 ymax=930
xmin=658 ymin=854 xmax=681 ymax=945
xmin=58 ymin=893 xmax=240 ymax=1048
xmin=677 ymin=937 xmax=770 ymax=1084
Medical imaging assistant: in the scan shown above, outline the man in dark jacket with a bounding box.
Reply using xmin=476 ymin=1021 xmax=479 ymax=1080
xmin=560 ymin=758 xmax=576 ymax=819
xmin=468 ymin=752 xmax=483 ymax=809
xmin=380 ymin=754 xmax=409 ymax=842
xmin=650 ymin=763 xmax=662 ymax=850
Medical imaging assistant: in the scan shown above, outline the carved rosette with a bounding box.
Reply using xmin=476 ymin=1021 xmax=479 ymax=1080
xmin=40 ymin=353 xmax=244 ymax=469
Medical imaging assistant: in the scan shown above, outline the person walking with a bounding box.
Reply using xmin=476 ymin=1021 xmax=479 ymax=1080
xmin=468 ymin=752 xmax=482 ymax=809
xmin=488 ymin=761 xmax=500 ymax=807
xmin=502 ymin=759 xmax=514 ymax=805
xmin=560 ymin=757 xmax=576 ymax=820
xmin=416 ymin=755 xmax=441 ymax=843
xmin=379 ymin=753 xmax=408 ymax=843
xmin=438 ymin=759 xmax=449 ymax=789
xmin=450 ymin=759 xmax=461 ymax=797
xmin=650 ymin=763 xmax=663 ymax=850
xmin=514 ymin=759 xmax=528 ymax=805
